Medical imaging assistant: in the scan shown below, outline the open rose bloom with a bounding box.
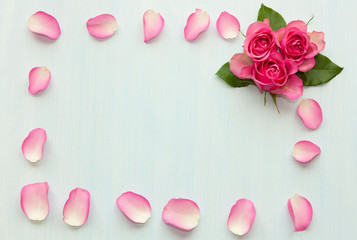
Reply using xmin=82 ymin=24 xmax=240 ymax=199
xmin=229 ymin=19 xmax=325 ymax=100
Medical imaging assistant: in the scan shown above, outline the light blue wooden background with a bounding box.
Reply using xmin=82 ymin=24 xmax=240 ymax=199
xmin=0 ymin=0 xmax=355 ymax=239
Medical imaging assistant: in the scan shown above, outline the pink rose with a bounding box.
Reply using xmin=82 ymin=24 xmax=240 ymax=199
xmin=252 ymin=51 xmax=288 ymax=91
xmin=230 ymin=51 xmax=303 ymax=99
xmin=276 ymin=20 xmax=325 ymax=72
xmin=243 ymin=19 xmax=276 ymax=62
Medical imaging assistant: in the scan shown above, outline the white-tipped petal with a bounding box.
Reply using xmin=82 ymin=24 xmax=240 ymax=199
xmin=293 ymin=140 xmax=321 ymax=163
xmin=216 ymin=11 xmax=240 ymax=39
xmin=162 ymin=198 xmax=200 ymax=231
xmin=227 ymin=198 xmax=256 ymax=236
xmin=116 ymin=191 xmax=151 ymax=223
xmin=63 ymin=188 xmax=90 ymax=227
xmin=21 ymin=182 xmax=50 ymax=221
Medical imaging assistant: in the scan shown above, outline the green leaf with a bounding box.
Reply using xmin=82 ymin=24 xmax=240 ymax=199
xmin=257 ymin=4 xmax=286 ymax=31
xmin=216 ymin=62 xmax=254 ymax=88
xmin=296 ymin=54 xmax=343 ymax=86
xmin=269 ymin=93 xmax=280 ymax=113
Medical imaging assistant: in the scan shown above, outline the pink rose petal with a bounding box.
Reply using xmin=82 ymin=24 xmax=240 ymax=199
xmin=292 ymin=140 xmax=321 ymax=163
xmin=299 ymin=58 xmax=316 ymax=72
xmin=275 ymin=27 xmax=285 ymax=46
xmin=162 ymin=198 xmax=200 ymax=231
xmin=288 ymin=194 xmax=313 ymax=231
xmin=270 ymin=74 xmax=303 ymax=100
xmin=63 ymin=188 xmax=90 ymax=227
xmin=297 ymin=98 xmax=323 ymax=130
xmin=28 ymin=66 xmax=51 ymax=94
xmin=245 ymin=20 xmax=270 ymax=37
xmin=286 ymin=20 xmax=307 ymax=32
xmin=27 ymin=11 xmax=61 ymax=40
xmin=143 ymin=9 xmax=164 ymax=43
xmin=216 ymin=11 xmax=240 ymax=39
xmin=229 ymin=52 xmax=254 ymax=79
xmin=116 ymin=191 xmax=151 ymax=223
xmin=227 ymin=198 xmax=256 ymax=236
xmin=22 ymin=128 xmax=47 ymax=163
xmin=21 ymin=182 xmax=50 ymax=221
xmin=184 ymin=9 xmax=210 ymax=41
xmin=305 ymin=42 xmax=319 ymax=59
xmin=86 ymin=14 xmax=118 ymax=38
xmin=308 ymin=31 xmax=325 ymax=53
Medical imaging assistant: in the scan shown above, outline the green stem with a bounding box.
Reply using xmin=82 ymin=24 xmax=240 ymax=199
xmin=269 ymin=93 xmax=280 ymax=114
xmin=307 ymin=15 xmax=314 ymax=26
xmin=240 ymin=30 xmax=246 ymax=38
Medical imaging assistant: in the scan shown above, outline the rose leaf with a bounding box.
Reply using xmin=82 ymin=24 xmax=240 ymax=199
xmin=296 ymin=54 xmax=343 ymax=86
xmin=216 ymin=62 xmax=254 ymax=88
xmin=257 ymin=4 xmax=286 ymax=31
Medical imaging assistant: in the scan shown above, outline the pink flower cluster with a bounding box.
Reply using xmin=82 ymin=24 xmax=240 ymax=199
xmin=230 ymin=19 xmax=325 ymax=100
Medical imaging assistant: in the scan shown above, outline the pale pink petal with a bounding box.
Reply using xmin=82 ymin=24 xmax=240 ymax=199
xmin=284 ymin=59 xmax=299 ymax=75
xmin=63 ymin=188 xmax=90 ymax=227
xmin=246 ymin=21 xmax=270 ymax=37
xmin=227 ymin=198 xmax=256 ymax=236
xmin=288 ymin=194 xmax=313 ymax=231
xmin=86 ymin=14 xmax=118 ymax=38
xmin=22 ymin=128 xmax=47 ymax=163
xmin=162 ymin=198 xmax=200 ymax=231
xmin=21 ymin=182 xmax=49 ymax=221
xmin=229 ymin=53 xmax=254 ymax=79
xmin=292 ymin=140 xmax=321 ymax=163
xmin=116 ymin=191 xmax=151 ymax=223
xmin=184 ymin=9 xmax=210 ymax=41
xmin=27 ymin=11 xmax=61 ymax=40
xmin=299 ymin=58 xmax=316 ymax=72
xmin=308 ymin=31 xmax=325 ymax=53
xmin=305 ymin=42 xmax=318 ymax=59
xmin=275 ymin=27 xmax=285 ymax=46
xmin=143 ymin=9 xmax=164 ymax=43
xmin=270 ymin=74 xmax=303 ymax=100
xmin=297 ymin=99 xmax=323 ymax=130
xmin=286 ymin=20 xmax=307 ymax=32
xmin=216 ymin=11 xmax=240 ymax=39
xmin=28 ymin=66 xmax=51 ymax=94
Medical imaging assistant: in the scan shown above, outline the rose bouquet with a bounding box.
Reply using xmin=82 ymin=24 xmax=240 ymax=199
xmin=217 ymin=4 xmax=343 ymax=112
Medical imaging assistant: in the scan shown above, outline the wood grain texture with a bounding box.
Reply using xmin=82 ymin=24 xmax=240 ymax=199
xmin=0 ymin=0 xmax=355 ymax=239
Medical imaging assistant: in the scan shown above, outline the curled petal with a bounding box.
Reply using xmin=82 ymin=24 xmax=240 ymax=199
xmin=229 ymin=53 xmax=254 ymax=79
xmin=286 ymin=20 xmax=307 ymax=32
xmin=63 ymin=188 xmax=90 ymax=227
xmin=86 ymin=14 xmax=118 ymax=38
xmin=270 ymin=74 xmax=303 ymax=100
xmin=162 ymin=198 xmax=200 ymax=231
xmin=308 ymin=31 xmax=325 ymax=53
xmin=299 ymin=58 xmax=316 ymax=72
xmin=22 ymin=128 xmax=47 ymax=163
xmin=275 ymin=27 xmax=285 ymax=46
xmin=297 ymin=99 xmax=323 ymax=130
xmin=28 ymin=66 xmax=51 ymax=94
xmin=216 ymin=11 xmax=240 ymax=39
xmin=227 ymin=198 xmax=256 ymax=236
xmin=143 ymin=9 xmax=164 ymax=43
xmin=116 ymin=191 xmax=151 ymax=223
xmin=305 ymin=42 xmax=318 ymax=59
xmin=27 ymin=11 xmax=61 ymax=40
xmin=21 ymin=182 xmax=49 ymax=221
xmin=285 ymin=59 xmax=299 ymax=75
xmin=184 ymin=9 xmax=210 ymax=41
xmin=292 ymin=140 xmax=321 ymax=163
xmin=246 ymin=21 xmax=270 ymax=37
xmin=288 ymin=194 xmax=313 ymax=231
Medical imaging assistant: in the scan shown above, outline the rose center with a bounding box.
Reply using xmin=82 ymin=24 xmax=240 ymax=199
xmin=266 ymin=63 xmax=280 ymax=78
